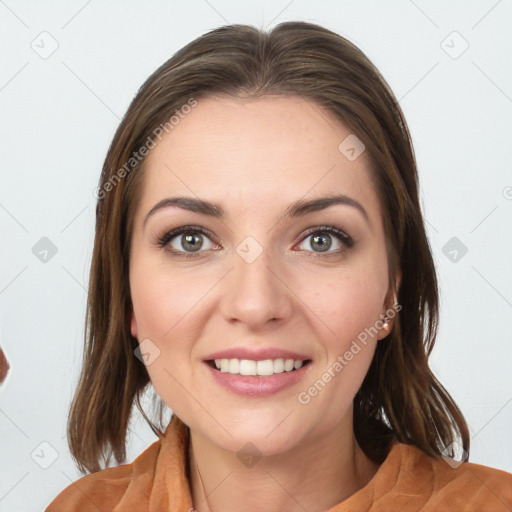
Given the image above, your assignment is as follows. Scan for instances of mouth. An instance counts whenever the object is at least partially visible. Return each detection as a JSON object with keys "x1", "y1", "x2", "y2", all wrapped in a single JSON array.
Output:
[
  {"x1": 203, "y1": 356, "x2": 313, "y2": 397},
  {"x1": 206, "y1": 358, "x2": 313, "y2": 376}
]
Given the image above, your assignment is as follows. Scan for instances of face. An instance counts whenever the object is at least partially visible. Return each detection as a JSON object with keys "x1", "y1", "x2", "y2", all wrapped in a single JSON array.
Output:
[{"x1": 129, "y1": 95, "x2": 399, "y2": 456}]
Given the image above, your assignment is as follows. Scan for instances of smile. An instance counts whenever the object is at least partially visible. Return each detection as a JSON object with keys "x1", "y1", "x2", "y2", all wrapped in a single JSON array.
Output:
[
  {"x1": 204, "y1": 358, "x2": 313, "y2": 397},
  {"x1": 209, "y1": 358, "x2": 311, "y2": 376}
]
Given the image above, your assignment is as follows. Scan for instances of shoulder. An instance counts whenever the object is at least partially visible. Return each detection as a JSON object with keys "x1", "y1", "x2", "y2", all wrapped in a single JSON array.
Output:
[
  {"x1": 429, "y1": 456, "x2": 512, "y2": 510},
  {"x1": 389, "y1": 442, "x2": 512, "y2": 511},
  {"x1": 44, "y1": 437, "x2": 163, "y2": 512}
]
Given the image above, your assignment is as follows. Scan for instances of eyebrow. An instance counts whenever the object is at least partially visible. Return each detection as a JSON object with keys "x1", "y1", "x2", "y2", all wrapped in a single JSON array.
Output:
[{"x1": 143, "y1": 194, "x2": 370, "y2": 229}]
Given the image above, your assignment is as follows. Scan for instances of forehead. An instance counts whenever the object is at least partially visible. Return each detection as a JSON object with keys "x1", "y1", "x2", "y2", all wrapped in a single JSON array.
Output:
[{"x1": 138, "y1": 95, "x2": 381, "y2": 224}]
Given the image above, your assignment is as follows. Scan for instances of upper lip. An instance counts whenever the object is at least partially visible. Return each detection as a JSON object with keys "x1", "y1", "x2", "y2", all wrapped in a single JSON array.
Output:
[{"x1": 203, "y1": 347, "x2": 312, "y2": 361}]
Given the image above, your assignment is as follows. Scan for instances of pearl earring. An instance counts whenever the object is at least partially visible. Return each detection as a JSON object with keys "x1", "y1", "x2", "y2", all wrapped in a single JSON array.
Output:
[{"x1": 383, "y1": 321, "x2": 389, "y2": 330}]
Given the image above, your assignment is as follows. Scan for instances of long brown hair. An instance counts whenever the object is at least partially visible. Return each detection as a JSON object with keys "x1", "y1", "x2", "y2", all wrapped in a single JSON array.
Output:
[{"x1": 68, "y1": 21, "x2": 469, "y2": 474}]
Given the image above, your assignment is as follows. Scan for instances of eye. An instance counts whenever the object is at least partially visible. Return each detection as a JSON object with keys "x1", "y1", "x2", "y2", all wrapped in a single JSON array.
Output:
[
  {"x1": 156, "y1": 226, "x2": 219, "y2": 258},
  {"x1": 296, "y1": 226, "x2": 354, "y2": 257},
  {"x1": 155, "y1": 224, "x2": 355, "y2": 259}
]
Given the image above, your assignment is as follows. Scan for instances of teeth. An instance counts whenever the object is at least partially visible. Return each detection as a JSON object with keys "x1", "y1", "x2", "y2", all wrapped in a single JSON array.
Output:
[{"x1": 213, "y1": 358, "x2": 306, "y2": 376}]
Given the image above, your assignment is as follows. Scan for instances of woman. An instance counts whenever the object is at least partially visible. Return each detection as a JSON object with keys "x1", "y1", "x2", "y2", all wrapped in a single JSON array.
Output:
[{"x1": 46, "y1": 21, "x2": 512, "y2": 511}]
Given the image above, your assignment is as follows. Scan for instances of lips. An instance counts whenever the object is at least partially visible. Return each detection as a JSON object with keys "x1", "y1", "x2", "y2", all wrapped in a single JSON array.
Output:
[
  {"x1": 204, "y1": 356, "x2": 312, "y2": 397},
  {"x1": 202, "y1": 347, "x2": 312, "y2": 362}
]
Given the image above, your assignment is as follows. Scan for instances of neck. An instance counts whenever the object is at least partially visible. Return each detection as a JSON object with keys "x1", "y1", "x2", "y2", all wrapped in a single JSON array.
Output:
[{"x1": 187, "y1": 412, "x2": 380, "y2": 512}]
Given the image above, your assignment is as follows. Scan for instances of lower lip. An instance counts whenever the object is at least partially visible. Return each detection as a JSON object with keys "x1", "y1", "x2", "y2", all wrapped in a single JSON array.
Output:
[{"x1": 204, "y1": 361, "x2": 312, "y2": 397}]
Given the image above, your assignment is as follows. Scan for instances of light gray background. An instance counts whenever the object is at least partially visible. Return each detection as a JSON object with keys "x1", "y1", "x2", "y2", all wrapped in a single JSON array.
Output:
[{"x1": 1, "y1": 1, "x2": 511, "y2": 510}]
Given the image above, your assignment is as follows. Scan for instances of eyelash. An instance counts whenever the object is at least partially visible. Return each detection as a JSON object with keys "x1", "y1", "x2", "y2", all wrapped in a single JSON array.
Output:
[{"x1": 155, "y1": 225, "x2": 355, "y2": 259}]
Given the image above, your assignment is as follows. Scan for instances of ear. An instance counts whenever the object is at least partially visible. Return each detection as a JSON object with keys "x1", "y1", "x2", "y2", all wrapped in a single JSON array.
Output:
[
  {"x1": 130, "y1": 310, "x2": 138, "y2": 339},
  {"x1": 378, "y1": 268, "x2": 402, "y2": 340},
  {"x1": 394, "y1": 268, "x2": 402, "y2": 300}
]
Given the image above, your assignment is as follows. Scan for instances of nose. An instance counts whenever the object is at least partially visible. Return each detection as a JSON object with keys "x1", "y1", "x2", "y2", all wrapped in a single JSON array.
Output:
[{"x1": 219, "y1": 243, "x2": 293, "y2": 330}]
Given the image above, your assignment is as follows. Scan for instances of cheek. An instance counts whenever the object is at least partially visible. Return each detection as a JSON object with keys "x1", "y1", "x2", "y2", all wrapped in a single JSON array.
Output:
[
  {"x1": 130, "y1": 260, "x2": 212, "y2": 340},
  {"x1": 293, "y1": 269, "x2": 385, "y2": 427},
  {"x1": 297, "y1": 265, "x2": 386, "y2": 350},
  {"x1": 129, "y1": 259, "x2": 211, "y2": 413}
]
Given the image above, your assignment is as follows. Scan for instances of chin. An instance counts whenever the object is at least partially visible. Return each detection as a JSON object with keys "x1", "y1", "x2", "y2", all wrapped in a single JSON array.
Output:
[{"x1": 194, "y1": 413, "x2": 304, "y2": 457}]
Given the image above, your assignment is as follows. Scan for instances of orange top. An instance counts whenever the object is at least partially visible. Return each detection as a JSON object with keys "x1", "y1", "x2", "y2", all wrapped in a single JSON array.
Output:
[{"x1": 46, "y1": 414, "x2": 512, "y2": 512}]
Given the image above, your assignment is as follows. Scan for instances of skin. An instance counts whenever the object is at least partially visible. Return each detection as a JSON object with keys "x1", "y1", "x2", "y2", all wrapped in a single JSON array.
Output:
[{"x1": 129, "y1": 95, "x2": 401, "y2": 512}]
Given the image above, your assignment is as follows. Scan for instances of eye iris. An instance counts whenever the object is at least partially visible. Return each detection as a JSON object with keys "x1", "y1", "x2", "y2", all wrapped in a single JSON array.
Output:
[
  {"x1": 182, "y1": 233, "x2": 203, "y2": 252},
  {"x1": 311, "y1": 233, "x2": 331, "y2": 252}
]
